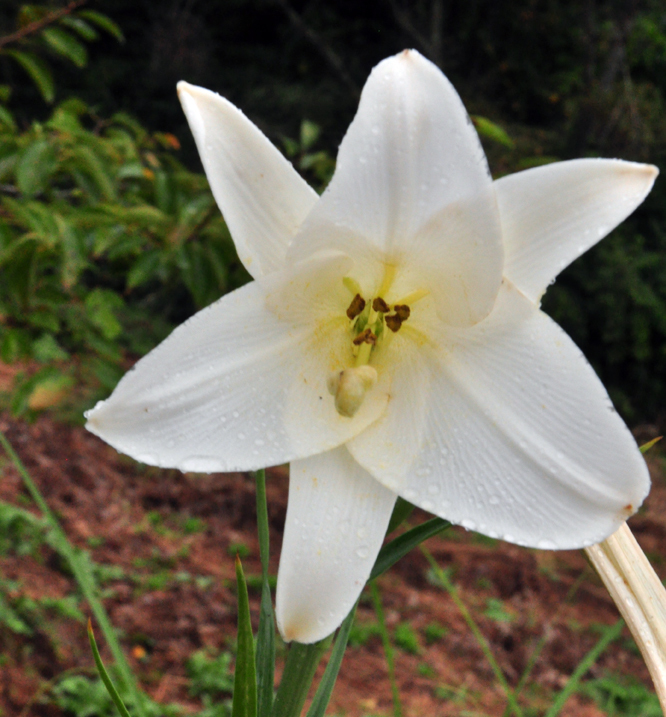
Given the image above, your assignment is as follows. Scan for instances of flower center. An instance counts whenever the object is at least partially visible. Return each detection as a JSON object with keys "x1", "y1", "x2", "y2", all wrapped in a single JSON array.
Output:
[{"x1": 327, "y1": 267, "x2": 428, "y2": 418}]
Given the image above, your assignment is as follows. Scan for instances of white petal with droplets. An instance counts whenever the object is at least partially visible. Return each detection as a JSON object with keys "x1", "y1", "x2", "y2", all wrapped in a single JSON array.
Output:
[
  {"x1": 178, "y1": 81, "x2": 318, "y2": 278},
  {"x1": 496, "y1": 159, "x2": 658, "y2": 303},
  {"x1": 86, "y1": 257, "x2": 389, "y2": 472},
  {"x1": 349, "y1": 281, "x2": 650, "y2": 548},
  {"x1": 287, "y1": 50, "x2": 503, "y2": 327},
  {"x1": 276, "y1": 446, "x2": 396, "y2": 643}
]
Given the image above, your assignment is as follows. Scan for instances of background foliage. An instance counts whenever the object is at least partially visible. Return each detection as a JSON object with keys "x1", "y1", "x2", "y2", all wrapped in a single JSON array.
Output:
[{"x1": 1, "y1": 0, "x2": 666, "y2": 422}]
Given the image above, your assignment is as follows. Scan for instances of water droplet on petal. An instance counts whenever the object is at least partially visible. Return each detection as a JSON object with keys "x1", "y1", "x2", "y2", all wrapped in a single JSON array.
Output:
[
  {"x1": 537, "y1": 539, "x2": 557, "y2": 550},
  {"x1": 356, "y1": 546, "x2": 369, "y2": 559}
]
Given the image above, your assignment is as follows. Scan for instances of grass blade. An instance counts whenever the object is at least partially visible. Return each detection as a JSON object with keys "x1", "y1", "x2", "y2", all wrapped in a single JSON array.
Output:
[
  {"x1": 370, "y1": 517, "x2": 451, "y2": 581},
  {"x1": 371, "y1": 582, "x2": 402, "y2": 717},
  {"x1": 306, "y1": 604, "x2": 357, "y2": 717},
  {"x1": 88, "y1": 620, "x2": 132, "y2": 717},
  {"x1": 544, "y1": 619, "x2": 624, "y2": 717},
  {"x1": 233, "y1": 555, "x2": 258, "y2": 717},
  {"x1": 0, "y1": 431, "x2": 145, "y2": 717},
  {"x1": 421, "y1": 545, "x2": 523, "y2": 717},
  {"x1": 254, "y1": 469, "x2": 275, "y2": 716}
]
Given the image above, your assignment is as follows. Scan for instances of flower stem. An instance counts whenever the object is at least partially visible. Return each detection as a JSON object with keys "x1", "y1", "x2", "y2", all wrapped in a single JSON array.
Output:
[
  {"x1": 585, "y1": 522, "x2": 666, "y2": 710},
  {"x1": 270, "y1": 639, "x2": 330, "y2": 717}
]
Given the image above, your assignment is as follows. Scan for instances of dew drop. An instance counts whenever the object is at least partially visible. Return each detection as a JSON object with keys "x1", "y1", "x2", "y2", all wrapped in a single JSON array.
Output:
[
  {"x1": 355, "y1": 546, "x2": 369, "y2": 559},
  {"x1": 537, "y1": 538, "x2": 557, "y2": 550}
]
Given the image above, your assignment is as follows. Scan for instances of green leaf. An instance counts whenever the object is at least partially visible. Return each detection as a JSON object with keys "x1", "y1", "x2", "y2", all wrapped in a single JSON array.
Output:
[
  {"x1": 32, "y1": 333, "x2": 69, "y2": 363},
  {"x1": 59, "y1": 16, "x2": 98, "y2": 41},
  {"x1": 127, "y1": 251, "x2": 162, "y2": 290},
  {"x1": 300, "y1": 120, "x2": 321, "y2": 151},
  {"x1": 4, "y1": 51, "x2": 55, "y2": 103},
  {"x1": 78, "y1": 10, "x2": 125, "y2": 42},
  {"x1": 386, "y1": 497, "x2": 415, "y2": 534},
  {"x1": 85, "y1": 289, "x2": 123, "y2": 341},
  {"x1": 41, "y1": 27, "x2": 87, "y2": 68},
  {"x1": 0, "y1": 105, "x2": 16, "y2": 132},
  {"x1": 471, "y1": 115, "x2": 515, "y2": 148},
  {"x1": 640, "y1": 436, "x2": 662, "y2": 454},
  {"x1": 232, "y1": 556, "x2": 257, "y2": 717},
  {"x1": 254, "y1": 470, "x2": 275, "y2": 717},
  {"x1": 306, "y1": 605, "x2": 357, "y2": 717},
  {"x1": 55, "y1": 214, "x2": 87, "y2": 288},
  {"x1": 370, "y1": 517, "x2": 451, "y2": 581},
  {"x1": 71, "y1": 145, "x2": 116, "y2": 201},
  {"x1": 16, "y1": 139, "x2": 56, "y2": 197},
  {"x1": 88, "y1": 621, "x2": 133, "y2": 717},
  {"x1": 271, "y1": 640, "x2": 330, "y2": 717}
]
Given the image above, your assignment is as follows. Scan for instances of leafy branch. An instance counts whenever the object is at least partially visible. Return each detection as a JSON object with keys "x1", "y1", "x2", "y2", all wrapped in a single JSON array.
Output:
[{"x1": 0, "y1": 0, "x2": 87, "y2": 49}]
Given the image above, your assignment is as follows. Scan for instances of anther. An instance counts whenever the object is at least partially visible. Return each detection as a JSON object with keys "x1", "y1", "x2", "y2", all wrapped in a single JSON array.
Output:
[
  {"x1": 385, "y1": 314, "x2": 402, "y2": 332},
  {"x1": 352, "y1": 328, "x2": 376, "y2": 345},
  {"x1": 393, "y1": 304, "x2": 410, "y2": 321},
  {"x1": 346, "y1": 294, "x2": 366, "y2": 320},
  {"x1": 372, "y1": 297, "x2": 390, "y2": 313}
]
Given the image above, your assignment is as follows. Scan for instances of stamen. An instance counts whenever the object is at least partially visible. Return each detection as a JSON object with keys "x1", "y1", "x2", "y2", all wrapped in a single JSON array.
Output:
[
  {"x1": 372, "y1": 297, "x2": 390, "y2": 313},
  {"x1": 378, "y1": 264, "x2": 397, "y2": 297},
  {"x1": 343, "y1": 276, "x2": 362, "y2": 296},
  {"x1": 393, "y1": 304, "x2": 410, "y2": 321},
  {"x1": 346, "y1": 294, "x2": 366, "y2": 320},
  {"x1": 385, "y1": 304, "x2": 411, "y2": 333},
  {"x1": 385, "y1": 314, "x2": 403, "y2": 332},
  {"x1": 393, "y1": 289, "x2": 429, "y2": 306},
  {"x1": 353, "y1": 328, "x2": 377, "y2": 345}
]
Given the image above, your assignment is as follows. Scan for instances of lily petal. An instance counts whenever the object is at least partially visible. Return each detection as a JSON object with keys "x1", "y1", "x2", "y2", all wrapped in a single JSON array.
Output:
[
  {"x1": 288, "y1": 49, "x2": 503, "y2": 327},
  {"x1": 349, "y1": 281, "x2": 650, "y2": 549},
  {"x1": 276, "y1": 446, "x2": 396, "y2": 644},
  {"x1": 178, "y1": 81, "x2": 318, "y2": 278},
  {"x1": 496, "y1": 159, "x2": 659, "y2": 303},
  {"x1": 86, "y1": 258, "x2": 389, "y2": 473}
]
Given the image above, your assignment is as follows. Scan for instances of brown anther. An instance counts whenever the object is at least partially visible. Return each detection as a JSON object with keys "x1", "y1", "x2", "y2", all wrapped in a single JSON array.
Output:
[
  {"x1": 393, "y1": 304, "x2": 411, "y2": 321},
  {"x1": 352, "y1": 328, "x2": 377, "y2": 345},
  {"x1": 372, "y1": 297, "x2": 390, "y2": 313},
  {"x1": 346, "y1": 294, "x2": 366, "y2": 320},
  {"x1": 385, "y1": 314, "x2": 403, "y2": 332}
]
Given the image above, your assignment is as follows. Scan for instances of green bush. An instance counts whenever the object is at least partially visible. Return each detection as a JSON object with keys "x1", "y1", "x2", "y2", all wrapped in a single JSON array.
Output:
[{"x1": 0, "y1": 96, "x2": 249, "y2": 417}]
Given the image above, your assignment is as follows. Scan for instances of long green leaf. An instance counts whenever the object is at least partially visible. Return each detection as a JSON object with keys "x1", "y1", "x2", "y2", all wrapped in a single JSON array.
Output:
[
  {"x1": 306, "y1": 605, "x2": 357, "y2": 717},
  {"x1": 254, "y1": 470, "x2": 275, "y2": 717},
  {"x1": 41, "y1": 27, "x2": 87, "y2": 68},
  {"x1": 88, "y1": 621, "x2": 132, "y2": 717},
  {"x1": 233, "y1": 556, "x2": 257, "y2": 717},
  {"x1": 370, "y1": 517, "x2": 451, "y2": 581},
  {"x1": 3, "y1": 50, "x2": 54, "y2": 103}
]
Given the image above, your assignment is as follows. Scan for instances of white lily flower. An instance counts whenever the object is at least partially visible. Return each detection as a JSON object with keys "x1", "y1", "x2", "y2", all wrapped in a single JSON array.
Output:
[{"x1": 85, "y1": 50, "x2": 658, "y2": 644}]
